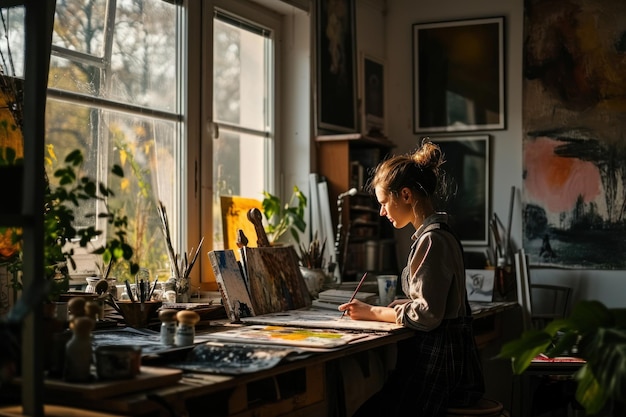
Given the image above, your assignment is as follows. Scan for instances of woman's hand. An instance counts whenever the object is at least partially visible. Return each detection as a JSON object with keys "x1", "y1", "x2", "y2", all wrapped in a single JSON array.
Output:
[{"x1": 338, "y1": 299, "x2": 397, "y2": 323}]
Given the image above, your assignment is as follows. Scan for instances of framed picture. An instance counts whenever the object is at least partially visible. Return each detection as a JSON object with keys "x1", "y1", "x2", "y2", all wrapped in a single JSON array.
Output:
[
  {"x1": 316, "y1": 0, "x2": 357, "y2": 133},
  {"x1": 434, "y1": 135, "x2": 490, "y2": 245},
  {"x1": 465, "y1": 269, "x2": 495, "y2": 302},
  {"x1": 412, "y1": 17, "x2": 505, "y2": 133},
  {"x1": 358, "y1": 53, "x2": 385, "y2": 137}
]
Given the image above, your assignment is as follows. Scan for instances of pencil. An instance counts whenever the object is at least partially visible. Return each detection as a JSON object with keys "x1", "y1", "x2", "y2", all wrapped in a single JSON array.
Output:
[{"x1": 340, "y1": 272, "x2": 368, "y2": 318}]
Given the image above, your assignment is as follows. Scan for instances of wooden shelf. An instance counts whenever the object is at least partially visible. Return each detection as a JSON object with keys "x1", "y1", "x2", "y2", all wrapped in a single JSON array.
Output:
[{"x1": 315, "y1": 134, "x2": 397, "y2": 280}]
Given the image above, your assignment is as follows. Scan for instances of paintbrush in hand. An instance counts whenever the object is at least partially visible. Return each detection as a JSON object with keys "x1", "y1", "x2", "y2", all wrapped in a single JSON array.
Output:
[{"x1": 340, "y1": 272, "x2": 368, "y2": 319}]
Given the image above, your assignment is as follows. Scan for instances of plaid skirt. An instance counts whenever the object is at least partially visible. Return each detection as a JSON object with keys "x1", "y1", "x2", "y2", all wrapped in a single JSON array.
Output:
[{"x1": 354, "y1": 315, "x2": 485, "y2": 417}]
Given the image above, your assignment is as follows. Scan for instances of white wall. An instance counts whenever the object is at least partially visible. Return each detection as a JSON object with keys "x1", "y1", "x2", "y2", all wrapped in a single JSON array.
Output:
[{"x1": 383, "y1": 0, "x2": 626, "y2": 308}]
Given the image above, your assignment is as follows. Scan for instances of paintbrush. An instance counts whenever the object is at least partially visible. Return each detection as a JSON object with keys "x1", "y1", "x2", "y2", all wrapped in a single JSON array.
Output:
[
  {"x1": 125, "y1": 279, "x2": 136, "y2": 303},
  {"x1": 340, "y1": 272, "x2": 368, "y2": 319}
]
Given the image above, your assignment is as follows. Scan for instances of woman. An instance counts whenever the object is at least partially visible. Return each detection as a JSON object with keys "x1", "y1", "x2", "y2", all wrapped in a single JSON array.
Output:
[{"x1": 339, "y1": 139, "x2": 485, "y2": 416}]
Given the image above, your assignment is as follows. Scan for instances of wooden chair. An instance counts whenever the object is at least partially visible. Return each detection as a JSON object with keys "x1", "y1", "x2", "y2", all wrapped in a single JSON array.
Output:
[
  {"x1": 514, "y1": 248, "x2": 572, "y2": 330},
  {"x1": 530, "y1": 284, "x2": 571, "y2": 329}
]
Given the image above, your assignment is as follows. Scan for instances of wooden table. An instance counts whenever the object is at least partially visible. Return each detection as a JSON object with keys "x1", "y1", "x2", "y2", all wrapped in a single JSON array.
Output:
[
  {"x1": 1, "y1": 303, "x2": 518, "y2": 417},
  {"x1": 3, "y1": 324, "x2": 412, "y2": 417}
]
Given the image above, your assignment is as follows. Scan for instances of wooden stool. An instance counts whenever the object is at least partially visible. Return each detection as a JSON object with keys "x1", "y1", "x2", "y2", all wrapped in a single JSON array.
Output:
[{"x1": 446, "y1": 397, "x2": 507, "y2": 417}]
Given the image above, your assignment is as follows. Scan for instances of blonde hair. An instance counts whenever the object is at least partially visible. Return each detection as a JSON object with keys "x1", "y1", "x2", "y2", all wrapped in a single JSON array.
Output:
[{"x1": 367, "y1": 138, "x2": 448, "y2": 201}]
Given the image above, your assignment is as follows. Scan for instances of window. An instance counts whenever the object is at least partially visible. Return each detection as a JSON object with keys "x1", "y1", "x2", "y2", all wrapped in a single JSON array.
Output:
[
  {"x1": 45, "y1": 0, "x2": 183, "y2": 282},
  {"x1": 210, "y1": 4, "x2": 278, "y2": 250}
]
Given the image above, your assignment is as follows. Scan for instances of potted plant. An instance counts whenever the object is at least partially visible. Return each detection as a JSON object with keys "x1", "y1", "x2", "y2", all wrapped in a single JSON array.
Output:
[
  {"x1": 261, "y1": 185, "x2": 307, "y2": 245},
  {"x1": 498, "y1": 300, "x2": 626, "y2": 416},
  {"x1": 4, "y1": 148, "x2": 138, "y2": 307}
]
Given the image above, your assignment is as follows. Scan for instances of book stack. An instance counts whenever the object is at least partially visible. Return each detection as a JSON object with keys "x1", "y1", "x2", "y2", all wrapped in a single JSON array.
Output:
[{"x1": 311, "y1": 289, "x2": 378, "y2": 310}]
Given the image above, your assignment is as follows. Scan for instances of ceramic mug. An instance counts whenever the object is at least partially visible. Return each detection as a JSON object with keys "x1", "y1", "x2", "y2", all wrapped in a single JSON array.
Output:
[{"x1": 377, "y1": 275, "x2": 398, "y2": 306}]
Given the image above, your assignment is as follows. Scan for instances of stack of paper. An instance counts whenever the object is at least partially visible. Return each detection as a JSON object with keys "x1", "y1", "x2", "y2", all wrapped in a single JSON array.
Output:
[{"x1": 312, "y1": 289, "x2": 377, "y2": 310}]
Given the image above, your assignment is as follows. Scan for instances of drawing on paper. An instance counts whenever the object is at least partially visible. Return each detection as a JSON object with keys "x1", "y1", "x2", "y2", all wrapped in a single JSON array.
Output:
[
  {"x1": 206, "y1": 324, "x2": 368, "y2": 348},
  {"x1": 465, "y1": 269, "x2": 494, "y2": 302},
  {"x1": 241, "y1": 308, "x2": 403, "y2": 332}
]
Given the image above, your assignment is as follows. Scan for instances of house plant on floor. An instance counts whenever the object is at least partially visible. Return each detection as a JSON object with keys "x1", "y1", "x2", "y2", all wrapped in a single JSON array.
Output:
[{"x1": 498, "y1": 300, "x2": 626, "y2": 416}]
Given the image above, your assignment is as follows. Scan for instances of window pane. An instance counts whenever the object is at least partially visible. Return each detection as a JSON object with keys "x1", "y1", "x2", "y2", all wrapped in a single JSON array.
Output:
[
  {"x1": 53, "y1": 0, "x2": 108, "y2": 56},
  {"x1": 45, "y1": 100, "x2": 177, "y2": 281},
  {"x1": 213, "y1": 129, "x2": 268, "y2": 248},
  {"x1": 0, "y1": 7, "x2": 25, "y2": 77},
  {"x1": 213, "y1": 18, "x2": 268, "y2": 131},
  {"x1": 49, "y1": 56, "x2": 100, "y2": 95},
  {"x1": 45, "y1": 0, "x2": 183, "y2": 283},
  {"x1": 109, "y1": 0, "x2": 178, "y2": 111},
  {"x1": 51, "y1": 0, "x2": 178, "y2": 112}
]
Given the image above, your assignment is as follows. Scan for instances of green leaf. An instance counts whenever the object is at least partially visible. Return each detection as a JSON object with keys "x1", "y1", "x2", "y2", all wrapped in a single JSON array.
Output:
[
  {"x1": 568, "y1": 300, "x2": 614, "y2": 332},
  {"x1": 498, "y1": 330, "x2": 553, "y2": 374},
  {"x1": 544, "y1": 329, "x2": 579, "y2": 357},
  {"x1": 111, "y1": 164, "x2": 124, "y2": 177},
  {"x1": 579, "y1": 327, "x2": 626, "y2": 405},
  {"x1": 576, "y1": 365, "x2": 609, "y2": 414},
  {"x1": 65, "y1": 149, "x2": 83, "y2": 165},
  {"x1": 5, "y1": 146, "x2": 16, "y2": 163}
]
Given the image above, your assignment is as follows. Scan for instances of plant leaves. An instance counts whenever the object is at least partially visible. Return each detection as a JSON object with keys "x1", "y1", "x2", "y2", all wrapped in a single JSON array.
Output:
[
  {"x1": 575, "y1": 365, "x2": 609, "y2": 415},
  {"x1": 568, "y1": 300, "x2": 614, "y2": 332},
  {"x1": 579, "y1": 327, "x2": 626, "y2": 406},
  {"x1": 498, "y1": 329, "x2": 552, "y2": 374}
]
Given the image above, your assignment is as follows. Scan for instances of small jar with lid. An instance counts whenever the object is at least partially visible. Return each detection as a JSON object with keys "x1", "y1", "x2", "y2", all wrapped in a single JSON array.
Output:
[
  {"x1": 175, "y1": 310, "x2": 200, "y2": 347},
  {"x1": 159, "y1": 309, "x2": 178, "y2": 346}
]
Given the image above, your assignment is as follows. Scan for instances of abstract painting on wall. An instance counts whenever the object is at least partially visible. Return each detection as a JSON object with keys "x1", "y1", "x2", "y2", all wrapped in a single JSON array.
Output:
[{"x1": 522, "y1": 0, "x2": 626, "y2": 269}]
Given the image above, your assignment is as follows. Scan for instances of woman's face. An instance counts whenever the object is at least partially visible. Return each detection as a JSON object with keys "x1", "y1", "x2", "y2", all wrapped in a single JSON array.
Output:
[{"x1": 375, "y1": 186, "x2": 413, "y2": 229}]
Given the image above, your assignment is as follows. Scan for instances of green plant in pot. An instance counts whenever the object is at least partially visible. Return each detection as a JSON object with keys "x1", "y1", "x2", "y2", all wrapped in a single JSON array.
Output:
[
  {"x1": 261, "y1": 185, "x2": 307, "y2": 245},
  {"x1": 498, "y1": 300, "x2": 626, "y2": 416},
  {"x1": 6, "y1": 149, "x2": 138, "y2": 305}
]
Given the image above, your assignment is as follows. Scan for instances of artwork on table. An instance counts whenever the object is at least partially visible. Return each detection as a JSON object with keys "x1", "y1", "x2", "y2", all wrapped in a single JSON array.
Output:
[
  {"x1": 317, "y1": 0, "x2": 357, "y2": 133},
  {"x1": 205, "y1": 325, "x2": 369, "y2": 349},
  {"x1": 412, "y1": 17, "x2": 505, "y2": 133},
  {"x1": 244, "y1": 246, "x2": 312, "y2": 315},
  {"x1": 522, "y1": 0, "x2": 626, "y2": 269},
  {"x1": 241, "y1": 308, "x2": 403, "y2": 332},
  {"x1": 208, "y1": 250, "x2": 255, "y2": 322},
  {"x1": 172, "y1": 343, "x2": 298, "y2": 375},
  {"x1": 359, "y1": 53, "x2": 386, "y2": 137},
  {"x1": 465, "y1": 269, "x2": 495, "y2": 302},
  {"x1": 434, "y1": 135, "x2": 490, "y2": 245}
]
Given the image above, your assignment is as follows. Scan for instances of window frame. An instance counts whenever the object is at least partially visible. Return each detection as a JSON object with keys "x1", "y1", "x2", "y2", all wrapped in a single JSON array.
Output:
[
  {"x1": 45, "y1": 0, "x2": 186, "y2": 283},
  {"x1": 197, "y1": 0, "x2": 282, "y2": 286}
]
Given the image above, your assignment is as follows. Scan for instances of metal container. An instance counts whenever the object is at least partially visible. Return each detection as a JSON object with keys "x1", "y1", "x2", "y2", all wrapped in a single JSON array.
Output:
[{"x1": 95, "y1": 345, "x2": 142, "y2": 380}]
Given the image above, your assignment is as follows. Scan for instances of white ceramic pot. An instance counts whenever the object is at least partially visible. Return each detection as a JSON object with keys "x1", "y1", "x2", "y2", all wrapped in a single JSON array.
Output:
[{"x1": 299, "y1": 267, "x2": 325, "y2": 298}]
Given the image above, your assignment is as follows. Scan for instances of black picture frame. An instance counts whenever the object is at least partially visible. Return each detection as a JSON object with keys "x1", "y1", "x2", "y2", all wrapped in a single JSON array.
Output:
[
  {"x1": 359, "y1": 53, "x2": 386, "y2": 137},
  {"x1": 317, "y1": 0, "x2": 357, "y2": 133},
  {"x1": 413, "y1": 17, "x2": 505, "y2": 133},
  {"x1": 434, "y1": 135, "x2": 490, "y2": 245}
]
